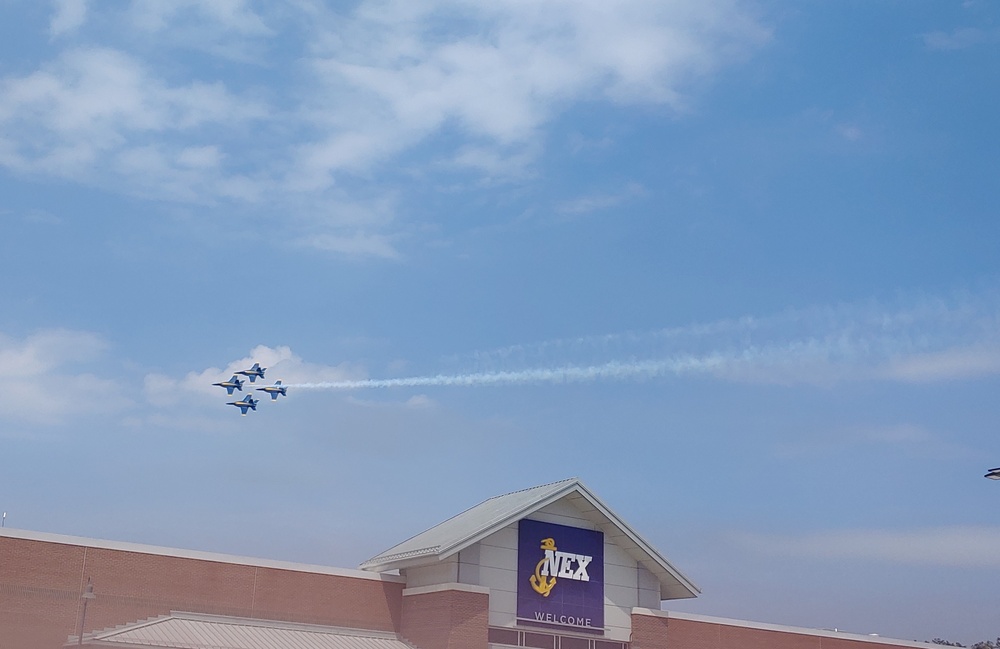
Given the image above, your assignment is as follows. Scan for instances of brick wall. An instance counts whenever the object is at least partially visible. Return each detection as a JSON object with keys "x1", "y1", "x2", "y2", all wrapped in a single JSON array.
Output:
[
  {"x1": 400, "y1": 586, "x2": 489, "y2": 649},
  {"x1": 0, "y1": 535, "x2": 403, "y2": 649},
  {"x1": 661, "y1": 616, "x2": 926, "y2": 649},
  {"x1": 631, "y1": 610, "x2": 670, "y2": 649}
]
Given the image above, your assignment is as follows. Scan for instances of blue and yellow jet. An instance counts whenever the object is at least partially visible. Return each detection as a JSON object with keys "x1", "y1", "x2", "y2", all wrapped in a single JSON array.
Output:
[
  {"x1": 256, "y1": 380, "x2": 287, "y2": 401},
  {"x1": 212, "y1": 375, "x2": 245, "y2": 395},
  {"x1": 227, "y1": 394, "x2": 258, "y2": 416},
  {"x1": 236, "y1": 362, "x2": 266, "y2": 383}
]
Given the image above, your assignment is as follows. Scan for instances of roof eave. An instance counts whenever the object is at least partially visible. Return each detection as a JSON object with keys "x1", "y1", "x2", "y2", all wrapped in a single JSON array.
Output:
[
  {"x1": 435, "y1": 481, "x2": 582, "y2": 560},
  {"x1": 563, "y1": 482, "x2": 701, "y2": 599},
  {"x1": 360, "y1": 478, "x2": 700, "y2": 601}
]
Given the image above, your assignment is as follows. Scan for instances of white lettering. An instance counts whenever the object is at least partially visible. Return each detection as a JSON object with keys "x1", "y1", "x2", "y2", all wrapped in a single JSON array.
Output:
[
  {"x1": 540, "y1": 549, "x2": 560, "y2": 577},
  {"x1": 528, "y1": 612, "x2": 594, "y2": 628},
  {"x1": 556, "y1": 551, "x2": 576, "y2": 578},
  {"x1": 539, "y1": 547, "x2": 594, "y2": 582},
  {"x1": 573, "y1": 554, "x2": 592, "y2": 581}
]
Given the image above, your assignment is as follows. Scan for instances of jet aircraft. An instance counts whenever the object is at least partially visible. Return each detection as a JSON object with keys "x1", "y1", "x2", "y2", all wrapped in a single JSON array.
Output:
[
  {"x1": 227, "y1": 394, "x2": 258, "y2": 416},
  {"x1": 212, "y1": 375, "x2": 245, "y2": 395},
  {"x1": 255, "y1": 380, "x2": 287, "y2": 400},
  {"x1": 236, "y1": 362, "x2": 266, "y2": 383}
]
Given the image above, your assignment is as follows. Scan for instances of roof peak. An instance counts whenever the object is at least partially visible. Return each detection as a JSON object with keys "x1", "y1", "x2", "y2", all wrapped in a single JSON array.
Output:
[
  {"x1": 359, "y1": 478, "x2": 583, "y2": 570},
  {"x1": 358, "y1": 478, "x2": 699, "y2": 601}
]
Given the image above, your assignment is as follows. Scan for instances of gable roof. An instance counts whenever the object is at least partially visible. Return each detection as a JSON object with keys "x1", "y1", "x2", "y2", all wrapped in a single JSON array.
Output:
[
  {"x1": 72, "y1": 611, "x2": 417, "y2": 649},
  {"x1": 359, "y1": 478, "x2": 700, "y2": 600}
]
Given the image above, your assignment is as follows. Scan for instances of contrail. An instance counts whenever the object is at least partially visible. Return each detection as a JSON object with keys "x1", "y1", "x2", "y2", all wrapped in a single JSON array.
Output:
[
  {"x1": 285, "y1": 355, "x2": 728, "y2": 390},
  {"x1": 282, "y1": 287, "x2": 1000, "y2": 391}
]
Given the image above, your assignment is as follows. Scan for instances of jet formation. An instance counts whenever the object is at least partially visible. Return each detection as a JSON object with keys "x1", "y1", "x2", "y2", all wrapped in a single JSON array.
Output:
[{"x1": 213, "y1": 363, "x2": 287, "y2": 415}]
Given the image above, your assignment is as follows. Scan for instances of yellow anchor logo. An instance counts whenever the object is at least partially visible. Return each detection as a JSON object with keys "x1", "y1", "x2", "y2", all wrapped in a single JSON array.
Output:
[{"x1": 529, "y1": 538, "x2": 558, "y2": 597}]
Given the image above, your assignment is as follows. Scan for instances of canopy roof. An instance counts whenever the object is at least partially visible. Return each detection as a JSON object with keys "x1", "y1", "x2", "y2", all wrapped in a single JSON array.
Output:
[{"x1": 73, "y1": 612, "x2": 416, "y2": 649}]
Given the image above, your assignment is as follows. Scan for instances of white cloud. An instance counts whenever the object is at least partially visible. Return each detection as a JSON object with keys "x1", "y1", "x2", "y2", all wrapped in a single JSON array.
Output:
[
  {"x1": 296, "y1": 232, "x2": 401, "y2": 260},
  {"x1": 343, "y1": 393, "x2": 438, "y2": 409},
  {"x1": 295, "y1": 0, "x2": 770, "y2": 184},
  {"x1": 0, "y1": 329, "x2": 105, "y2": 376},
  {"x1": 448, "y1": 144, "x2": 539, "y2": 182},
  {"x1": 923, "y1": 27, "x2": 991, "y2": 51},
  {"x1": 556, "y1": 182, "x2": 645, "y2": 216},
  {"x1": 0, "y1": 329, "x2": 130, "y2": 425},
  {"x1": 176, "y1": 145, "x2": 223, "y2": 169},
  {"x1": 50, "y1": 0, "x2": 87, "y2": 37},
  {"x1": 740, "y1": 526, "x2": 1000, "y2": 568},
  {"x1": 836, "y1": 123, "x2": 863, "y2": 142},
  {"x1": 773, "y1": 423, "x2": 971, "y2": 461},
  {"x1": 878, "y1": 347, "x2": 1000, "y2": 383},
  {"x1": 1, "y1": 0, "x2": 770, "y2": 258},
  {"x1": 126, "y1": 0, "x2": 271, "y2": 36},
  {"x1": 0, "y1": 47, "x2": 267, "y2": 188}
]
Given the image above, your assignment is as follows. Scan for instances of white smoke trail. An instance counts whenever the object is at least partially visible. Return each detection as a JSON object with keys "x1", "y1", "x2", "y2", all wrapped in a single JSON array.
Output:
[
  {"x1": 284, "y1": 286, "x2": 1000, "y2": 391},
  {"x1": 285, "y1": 354, "x2": 728, "y2": 390}
]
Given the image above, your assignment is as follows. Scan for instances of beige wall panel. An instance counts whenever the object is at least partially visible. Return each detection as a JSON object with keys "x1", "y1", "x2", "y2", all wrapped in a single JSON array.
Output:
[
  {"x1": 403, "y1": 556, "x2": 458, "y2": 588},
  {"x1": 481, "y1": 524, "x2": 518, "y2": 550},
  {"x1": 487, "y1": 588, "x2": 518, "y2": 627},
  {"x1": 478, "y1": 542, "x2": 517, "y2": 570}
]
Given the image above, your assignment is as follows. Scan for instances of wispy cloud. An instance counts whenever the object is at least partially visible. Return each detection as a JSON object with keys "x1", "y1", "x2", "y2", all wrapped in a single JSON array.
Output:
[
  {"x1": 0, "y1": 46, "x2": 268, "y2": 192},
  {"x1": 922, "y1": 27, "x2": 994, "y2": 51},
  {"x1": 740, "y1": 526, "x2": 1000, "y2": 568},
  {"x1": 774, "y1": 423, "x2": 971, "y2": 460},
  {"x1": 50, "y1": 0, "x2": 88, "y2": 37},
  {"x1": 0, "y1": 329, "x2": 129, "y2": 425},
  {"x1": 3, "y1": 0, "x2": 770, "y2": 258},
  {"x1": 555, "y1": 182, "x2": 645, "y2": 216},
  {"x1": 125, "y1": 0, "x2": 271, "y2": 36},
  {"x1": 294, "y1": 232, "x2": 401, "y2": 260},
  {"x1": 878, "y1": 347, "x2": 1000, "y2": 382},
  {"x1": 836, "y1": 123, "x2": 863, "y2": 142},
  {"x1": 296, "y1": 0, "x2": 770, "y2": 184}
]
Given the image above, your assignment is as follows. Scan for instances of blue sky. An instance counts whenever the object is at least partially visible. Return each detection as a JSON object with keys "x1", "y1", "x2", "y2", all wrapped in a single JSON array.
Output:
[{"x1": 2, "y1": 0, "x2": 1000, "y2": 644}]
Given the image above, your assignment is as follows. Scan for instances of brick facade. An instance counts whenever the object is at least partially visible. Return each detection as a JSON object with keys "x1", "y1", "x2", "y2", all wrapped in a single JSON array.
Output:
[
  {"x1": 0, "y1": 530, "x2": 937, "y2": 649},
  {"x1": 631, "y1": 609, "x2": 671, "y2": 649},
  {"x1": 399, "y1": 586, "x2": 489, "y2": 649},
  {"x1": 0, "y1": 533, "x2": 402, "y2": 649},
  {"x1": 659, "y1": 614, "x2": 927, "y2": 649}
]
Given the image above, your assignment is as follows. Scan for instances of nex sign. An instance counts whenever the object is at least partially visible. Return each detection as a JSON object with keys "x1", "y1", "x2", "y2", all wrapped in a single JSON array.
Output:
[
  {"x1": 529, "y1": 536, "x2": 596, "y2": 598},
  {"x1": 518, "y1": 519, "x2": 605, "y2": 633},
  {"x1": 539, "y1": 546, "x2": 593, "y2": 582}
]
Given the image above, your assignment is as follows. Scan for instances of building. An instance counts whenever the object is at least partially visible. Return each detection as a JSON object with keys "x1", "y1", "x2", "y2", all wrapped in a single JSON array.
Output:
[{"x1": 0, "y1": 478, "x2": 931, "y2": 649}]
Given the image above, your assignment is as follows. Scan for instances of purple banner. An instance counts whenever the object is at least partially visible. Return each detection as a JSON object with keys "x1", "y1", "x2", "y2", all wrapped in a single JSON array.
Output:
[{"x1": 516, "y1": 519, "x2": 604, "y2": 633}]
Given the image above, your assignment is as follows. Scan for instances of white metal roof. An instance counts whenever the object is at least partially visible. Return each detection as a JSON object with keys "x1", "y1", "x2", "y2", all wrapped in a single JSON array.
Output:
[
  {"x1": 359, "y1": 478, "x2": 700, "y2": 600},
  {"x1": 73, "y1": 612, "x2": 417, "y2": 649}
]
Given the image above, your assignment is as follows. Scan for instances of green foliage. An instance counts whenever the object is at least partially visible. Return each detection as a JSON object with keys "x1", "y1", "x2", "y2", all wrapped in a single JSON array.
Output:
[
  {"x1": 970, "y1": 640, "x2": 999, "y2": 649},
  {"x1": 930, "y1": 638, "x2": 1000, "y2": 648}
]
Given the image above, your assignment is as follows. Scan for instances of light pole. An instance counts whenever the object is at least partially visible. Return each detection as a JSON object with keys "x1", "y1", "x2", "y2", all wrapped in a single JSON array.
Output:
[
  {"x1": 985, "y1": 467, "x2": 1000, "y2": 480},
  {"x1": 77, "y1": 577, "x2": 95, "y2": 646}
]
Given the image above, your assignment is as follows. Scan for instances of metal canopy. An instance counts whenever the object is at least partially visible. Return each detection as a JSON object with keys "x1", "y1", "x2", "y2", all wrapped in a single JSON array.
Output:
[{"x1": 71, "y1": 612, "x2": 417, "y2": 649}]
